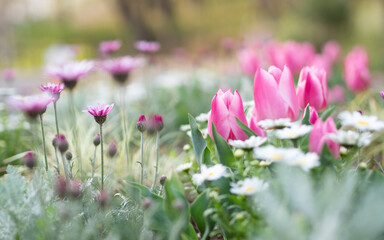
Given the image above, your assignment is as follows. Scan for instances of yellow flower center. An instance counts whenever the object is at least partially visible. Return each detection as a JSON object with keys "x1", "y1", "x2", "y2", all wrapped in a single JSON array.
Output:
[
  {"x1": 357, "y1": 120, "x2": 369, "y2": 126},
  {"x1": 297, "y1": 159, "x2": 306, "y2": 166},
  {"x1": 271, "y1": 153, "x2": 283, "y2": 161},
  {"x1": 208, "y1": 172, "x2": 214, "y2": 176},
  {"x1": 244, "y1": 187, "x2": 255, "y2": 193},
  {"x1": 288, "y1": 131, "x2": 298, "y2": 138}
]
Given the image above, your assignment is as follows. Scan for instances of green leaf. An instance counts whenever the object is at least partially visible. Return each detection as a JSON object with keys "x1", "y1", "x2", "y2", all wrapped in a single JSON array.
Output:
[
  {"x1": 123, "y1": 181, "x2": 163, "y2": 203},
  {"x1": 320, "y1": 105, "x2": 336, "y2": 121},
  {"x1": 235, "y1": 117, "x2": 258, "y2": 137},
  {"x1": 211, "y1": 122, "x2": 236, "y2": 168},
  {"x1": 202, "y1": 147, "x2": 213, "y2": 166},
  {"x1": 301, "y1": 104, "x2": 311, "y2": 125},
  {"x1": 189, "y1": 114, "x2": 207, "y2": 170},
  {"x1": 191, "y1": 190, "x2": 213, "y2": 234},
  {"x1": 299, "y1": 133, "x2": 310, "y2": 152},
  {"x1": 320, "y1": 144, "x2": 338, "y2": 168}
]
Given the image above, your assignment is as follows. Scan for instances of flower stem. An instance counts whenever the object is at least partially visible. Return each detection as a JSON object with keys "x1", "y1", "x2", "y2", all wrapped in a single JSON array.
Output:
[
  {"x1": 54, "y1": 147, "x2": 60, "y2": 175},
  {"x1": 140, "y1": 132, "x2": 144, "y2": 184},
  {"x1": 92, "y1": 145, "x2": 97, "y2": 179},
  {"x1": 120, "y1": 88, "x2": 130, "y2": 168},
  {"x1": 39, "y1": 114, "x2": 48, "y2": 172},
  {"x1": 69, "y1": 91, "x2": 82, "y2": 176},
  {"x1": 61, "y1": 153, "x2": 69, "y2": 182},
  {"x1": 151, "y1": 131, "x2": 160, "y2": 191},
  {"x1": 53, "y1": 102, "x2": 60, "y2": 136},
  {"x1": 100, "y1": 124, "x2": 104, "y2": 189}
]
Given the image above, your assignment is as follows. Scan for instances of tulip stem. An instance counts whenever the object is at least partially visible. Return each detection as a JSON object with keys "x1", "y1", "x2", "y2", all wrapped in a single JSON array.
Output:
[
  {"x1": 92, "y1": 145, "x2": 97, "y2": 179},
  {"x1": 140, "y1": 132, "x2": 144, "y2": 184},
  {"x1": 53, "y1": 102, "x2": 60, "y2": 136},
  {"x1": 100, "y1": 124, "x2": 104, "y2": 189},
  {"x1": 39, "y1": 114, "x2": 48, "y2": 172},
  {"x1": 151, "y1": 131, "x2": 160, "y2": 191}
]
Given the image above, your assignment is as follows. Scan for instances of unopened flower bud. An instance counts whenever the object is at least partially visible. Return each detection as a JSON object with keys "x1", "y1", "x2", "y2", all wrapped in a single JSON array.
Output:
[
  {"x1": 147, "y1": 114, "x2": 164, "y2": 134},
  {"x1": 65, "y1": 152, "x2": 73, "y2": 161},
  {"x1": 55, "y1": 176, "x2": 67, "y2": 198},
  {"x1": 136, "y1": 115, "x2": 147, "y2": 132},
  {"x1": 183, "y1": 144, "x2": 191, "y2": 151},
  {"x1": 97, "y1": 190, "x2": 108, "y2": 207},
  {"x1": 52, "y1": 135, "x2": 59, "y2": 148},
  {"x1": 234, "y1": 149, "x2": 245, "y2": 158},
  {"x1": 159, "y1": 176, "x2": 167, "y2": 185},
  {"x1": 23, "y1": 151, "x2": 36, "y2": 169},
  {"x1": 93, "y1": 134, "x2": 100, "y2": 146},
  {"x1": 154, "y1": 115, "x2": 164, "y2": 132},
  {"x1": 359, "y1": 162, "x2": 368, "y2": 169},
  {"x1": 58, "y1": 135, "x2": 69, "y2": 153},
  {"x1": 142, "y1": 198, "x2": 152, "y2": 210},
  {"x1": 69, "y1": 180, "x2": 82, "y2": 198},
  {"x1": 107, "y1": 142, "x2": 117, "y2": 158}
]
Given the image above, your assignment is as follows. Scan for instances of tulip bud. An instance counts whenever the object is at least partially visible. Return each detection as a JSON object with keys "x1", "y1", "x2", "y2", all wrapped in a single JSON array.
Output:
[
  {"x1": 159, "y1": 176, "x2": 167, "y2": 185},
  {"x1": 23, "y1": 151, "x2": 36, "y2": 169},
  {"x1": 136, "y1": 115, "x2": 147, "y2": 132},
  {"x1": 93, "y1": 134, "x2": 100, "y2": 146},
  {"x1": 107, "y1": 142, "x2": 117, "y2": 158},
  {"x1": 65, "y1": 152, "x2": 73, "y2": 161},
  {"x1": 58, "y1": 135, "x2": 69, "y2": 153}
]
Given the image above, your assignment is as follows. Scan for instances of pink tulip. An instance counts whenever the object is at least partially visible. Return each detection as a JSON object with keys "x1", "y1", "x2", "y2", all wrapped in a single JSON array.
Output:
[
  {"x1": 253, "y1": 65, "x2": 299, "y2": 122},
  {"x1": 309, "y1": 117, "x2": 339, "y2": 158},
  {"x1": 266, "y1": 41, "x2": 315, "y2": 74},
  {"x1": 302, "y1": 106, "x2": 319, "y2": 125},
  {"x1": 311, "y1": 54, "x2": 332, "y2": 76},
  {"x1": 297, "y1": 66, "x2": 328, "y2": 111},
  {"x1": 328, "y1": 85, "x2": 345, "y2": 104},
  {"x1": 322, "y1": 41, "x2": 340, "y2": 63},
  {"x1": 248, "y1": 107, "x2": 266, "y2": 137},
  {"x1": 343, "y1": 47, "x2": 371, "y2": 93},
  {"x1": 208, "y1": 89, "x2": 248, "y2": 142},
  {"x1": 237, "y1": 49, "x2": 259, "y2": 76}
]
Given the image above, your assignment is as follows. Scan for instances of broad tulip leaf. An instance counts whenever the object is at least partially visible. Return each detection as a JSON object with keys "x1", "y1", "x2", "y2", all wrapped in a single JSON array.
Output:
[
  {"x1": 203, "y1": 147, "x2": 213, "y2": 166},
  {"x1": 320, "y1": 105, "x2": 336, "y2": 121},
  {"x1": 191, "y1": 190, "x2": 213, "y2": 234},
  {"x1": 211, "y1": 122, "x2": 236, "y2": 168},
  {"x1": 302, "y1": 104, "x2": 311, "y2": 125},
  {"x1": 235, "y1": 117, "x2": 258, "y2": 137},
  {"x1": 188, "y1": 114, "x2": 207, "y2": 170},
  {"x1": 320, "y1": 144, "x2": 338, "y2": 168}
]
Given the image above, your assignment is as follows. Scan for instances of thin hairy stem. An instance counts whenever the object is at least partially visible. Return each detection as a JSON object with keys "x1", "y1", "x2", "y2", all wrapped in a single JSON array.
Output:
[{"x1": 39, "y1": 114, "x2": 48, "y2": 171}]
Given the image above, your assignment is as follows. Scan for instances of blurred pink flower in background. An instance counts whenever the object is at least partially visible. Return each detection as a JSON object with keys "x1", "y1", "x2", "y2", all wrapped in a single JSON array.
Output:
[
  {"x1": 99, "y1": 40, "x2": 122, "y2": 57},
  {"x1": 46, "y1": 60, "x2": 94, "y2": 90},
  {"x1": 208, "y1": 89, "x2": 248, "y2": 142},
  {"x1": 328, "y1": 85, "x2": 345, "y2": 104},
  {"x1": 3, "y1": 68, "x2": 15, "y2": 82},
  {"x1": 266, "y1": 41, "x2": 315, "y2": 74},
  {"x1": 309, "y1": 117, "x2": 339, "y2": 158},
  {"x1": 40, "y1": 83, "x2": 65, "y2": 103},
  {"x1": 147, "y1": 114, "x2": 164, "y2": 134},
  {"x1": 301, "y1": 106, "x2": 319, "y2": 125},
  {"x1": 135, "y1": 41, "x2": 160, "y2": 53},
  {"x1": 297, "y1": 66, "x2": 328, "y2": 111},
  {"x1": 322, "y1": 40, "x2": 340, "y2": 63},
  {"x1": 7, "y1": 95, "x2": 52, "y2": 119},
  {"x1": 343, "y1": 46, "x2": 371, "y2": 93},
  {"x1": 221, "y1": 37, "x2": 236, "y2": 53},
  {"x1": 102, "y1": 56, "x2": 144, "y2": 84},
  {"x1": 237, "y1": 49, "x2": 260, "y2": 76},
  {"x1": 253, "y1": 65, "x2": 299, "y2": 121},
  {"x1": 311, "y1": 54, "x2": 332, "y2": 76}
]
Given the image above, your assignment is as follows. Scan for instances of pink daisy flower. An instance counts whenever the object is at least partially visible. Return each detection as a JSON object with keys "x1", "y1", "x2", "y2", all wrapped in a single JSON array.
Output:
[
  {"x1": 40, "y1": 83, "x2": 65, "y2": 103},
  {"x1": 7, "y1": 95, "x2": 53, "y2": 119},
  {"x1": 135, "y1": 41, "x2": 160, "y2": 53},
  {"x1": 102, "y1": 56, "x2": 144, "y2": 84},
  {"x1": 99, "y1": 40, "x2": 121, "y2": 57},
  {"x1": 83, "y1": 103, "x2": 114, "y2": 124},
  {"x1": 46, "y1": 60, "x2": 94, "y2": 90}
]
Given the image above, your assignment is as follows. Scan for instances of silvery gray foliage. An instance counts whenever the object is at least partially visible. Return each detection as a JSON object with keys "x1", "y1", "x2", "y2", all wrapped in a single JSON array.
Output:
[{"x1": 253, "y1": 166, "x2": 384, "y2": 240}]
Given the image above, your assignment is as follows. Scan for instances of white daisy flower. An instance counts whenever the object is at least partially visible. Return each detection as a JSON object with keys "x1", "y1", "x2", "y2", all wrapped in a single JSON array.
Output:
[
  {"x1": 228, "y1": 136, "x2": 267, "y2": 149},
  {"x1": 180, "y1": 124, "x2": 191, "y2": 132},
  {"x1": 196, "y1": 111, "x2": 211, "y2": 122},
  {"x1": 186, "y1": 128, "x2": 209, "y2": 139},
  {"x1": 192, "y1": 164, "x2": 227, "y2": 186},
  {"x1": 230, "y1": 177, "x2": 269, "y2": 196},
  {"x1": 286, "y1": 152, "x2": 320, "y2": 172},
  {"x1": 176, "y1": 162, "x2": 193, "y2": 172},
  {"x1": 257, "y1": 118, "x2": 293, "y2": 129},
  {"x1": 329, "y1": 130, "x2": 372, "y2": 147},
  {"x1": 253, "y1": 145, "x2": 302, "y2": 163},
  {"x1": 274, "y1": 124, "x2": 312, "y2": 139},
  {"x1": 338, "y1": 111, "x2": 384, "y2": 131}
]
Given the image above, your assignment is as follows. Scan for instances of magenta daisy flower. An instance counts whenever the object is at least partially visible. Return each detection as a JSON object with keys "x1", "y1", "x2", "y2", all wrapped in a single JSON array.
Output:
[
  {"x1": 83, "y1": 103, "x2": 114, "y2": 125},
  {"x1": 102, "y1": 56, "x2": 144, "y2": 84},
  {"x1": 7, "y1": 95, "x2": 53, "y2": 119},
  {"x1": 40, "y1": 83, "x2": 65, "y2": 103},
  {"x1": 99, "y1": 40, "x2": 121, "y2": 57},
  {"x1": 135, "y1": 41, "x2": 160, "y2": 53},
  {"x1": 46, "y1": 60, "x2": 94, "y2": 90}
]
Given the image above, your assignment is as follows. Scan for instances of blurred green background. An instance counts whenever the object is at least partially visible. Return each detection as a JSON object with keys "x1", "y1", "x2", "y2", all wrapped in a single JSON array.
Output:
[{"x1": 0, "y1": 0, "x2": 383, "y2": 69}]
